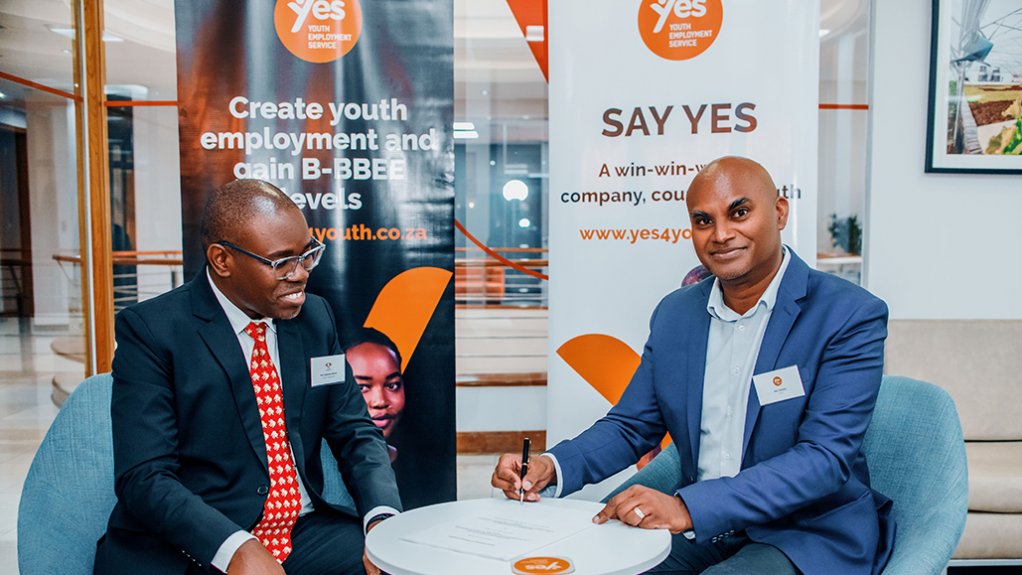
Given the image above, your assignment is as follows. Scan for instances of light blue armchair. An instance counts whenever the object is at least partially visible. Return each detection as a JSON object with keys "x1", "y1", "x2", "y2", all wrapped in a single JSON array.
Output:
[
  {"x1": 18, "y1": 373, "x2": 355, "y2": 575},
  {"x1": 604, "y1": 375, "x2": 969, "y2": 575},
  {"x1": 18, "y1": 373, "x2": 117, "y2": 575}
]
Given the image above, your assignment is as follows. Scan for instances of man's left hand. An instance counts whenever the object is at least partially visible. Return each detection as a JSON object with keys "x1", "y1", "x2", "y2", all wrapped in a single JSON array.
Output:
[
  {"x1": 363, "y1": 518, "x2": 387, "y2": 575},
  {"x1": 593, "y1": 485, "x2": 693, "y2": 534}
]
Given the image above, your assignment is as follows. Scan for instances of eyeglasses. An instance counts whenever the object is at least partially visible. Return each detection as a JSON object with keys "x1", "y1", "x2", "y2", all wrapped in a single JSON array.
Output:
[{"x1": 217, "y1": 239, "x2": 325, "y2": 280}]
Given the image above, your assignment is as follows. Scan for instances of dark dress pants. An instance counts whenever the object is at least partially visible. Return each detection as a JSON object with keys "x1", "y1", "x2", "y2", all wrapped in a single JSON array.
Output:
[
  {"x1": 646, "y1": 531, "x2": 799, "y2": 575},
  {"x1": 189, "y1": 509, "x2": 367, "y2": 575}
]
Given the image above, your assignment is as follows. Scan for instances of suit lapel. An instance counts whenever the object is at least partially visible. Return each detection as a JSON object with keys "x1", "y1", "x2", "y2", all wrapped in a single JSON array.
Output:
[
  {"x1": 685, "y1": 281, "x2": 713, "y2": 474},
  {"x1": 276, "y1": 320, "x2": 308, "y2": 469},
  {"x1": 740, "y1": 252, "x2": 809, "y2": 463},
  {"x1": 192, "y1": 277, "x2": 269, "y2": 472}
]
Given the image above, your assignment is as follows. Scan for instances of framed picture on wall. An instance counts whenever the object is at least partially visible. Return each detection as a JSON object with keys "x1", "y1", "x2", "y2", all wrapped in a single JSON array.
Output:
[{"x1": 925, "y1": 0, "x2": 1022, "y2": 174}]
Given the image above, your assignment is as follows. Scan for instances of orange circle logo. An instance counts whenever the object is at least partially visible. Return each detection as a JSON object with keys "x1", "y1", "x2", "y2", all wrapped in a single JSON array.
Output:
[
  {"x1": 274, "y1": 0, "x2": 363, "y2": 63},
  {"x1": 772, "y1": 376, "x2": 783, "y2": 387},
  {"x1": 637, "y1": 0, "x2": 723, "y2": 61},
  {"x1": 512, "y1": 556, "x2": 575, "y2": 575}
]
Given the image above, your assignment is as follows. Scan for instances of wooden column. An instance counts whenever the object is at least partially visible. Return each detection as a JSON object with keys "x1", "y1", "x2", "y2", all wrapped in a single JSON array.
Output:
[{"x1": 75, "y1": 0, "x2": 114, "y2": 374}]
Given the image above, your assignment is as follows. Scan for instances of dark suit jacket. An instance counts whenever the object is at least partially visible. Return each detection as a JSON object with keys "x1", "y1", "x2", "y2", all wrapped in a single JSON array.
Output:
[
  {"x1": 94, "y1": 274, "x2": 401, "y2": 574},
  {"x1": 549, "y1": 251, "x2": 894, "y2": 575}
]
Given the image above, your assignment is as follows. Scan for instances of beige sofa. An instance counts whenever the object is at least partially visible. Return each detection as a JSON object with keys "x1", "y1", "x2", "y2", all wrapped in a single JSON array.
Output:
[{"x1": 885, "y1": 320, "x2": 1022, "y2": 565}]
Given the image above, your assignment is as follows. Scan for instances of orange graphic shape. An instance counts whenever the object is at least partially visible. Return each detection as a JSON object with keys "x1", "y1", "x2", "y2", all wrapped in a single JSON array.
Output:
[
  {"x1": 558, "y1": 334, "x2": 671, "y2": 452},
  {"x1": 506, "y1": 0, "x2": 549, "y2": 82},
  {"x1": 558, "y1": 334, "x2": 641, "y2": 405},
  {"x1": 274, "y1": 0, "x2": 363, "y2": 63},
  {"x1": 637, "y1": 0, "x2": 723, "y2": 61},
  {"x1": 363, "y1": 267, "x2": 452, "y2": 372}
]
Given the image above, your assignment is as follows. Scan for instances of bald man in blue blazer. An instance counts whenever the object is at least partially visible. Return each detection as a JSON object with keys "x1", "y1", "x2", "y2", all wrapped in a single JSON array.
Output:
[{"x1": 494, "y1": 157, "x2": 894, "y2": 575}]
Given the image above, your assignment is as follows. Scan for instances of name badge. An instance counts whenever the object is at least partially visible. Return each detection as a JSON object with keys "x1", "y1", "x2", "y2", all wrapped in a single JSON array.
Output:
[
  {"x1": 310, "y1": 354, "x2": 345, "y2": 387},
  {"x1": 752, "y1": 365, "x2": 805, "y2": 406}
]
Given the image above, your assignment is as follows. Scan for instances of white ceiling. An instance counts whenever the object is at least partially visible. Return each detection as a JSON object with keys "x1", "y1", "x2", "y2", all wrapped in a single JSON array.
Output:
[{"x1": 1, "y1": 0, "x2": 869, "y2": 134}]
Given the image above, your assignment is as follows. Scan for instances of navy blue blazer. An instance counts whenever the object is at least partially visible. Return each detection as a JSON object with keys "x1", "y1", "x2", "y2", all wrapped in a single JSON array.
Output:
[
  {"x1": 549, "y1": 251, "x2": 894, "y2": 575},
  {"x1": 94, "y1": 274, "x2": 401, "y2": 575}
]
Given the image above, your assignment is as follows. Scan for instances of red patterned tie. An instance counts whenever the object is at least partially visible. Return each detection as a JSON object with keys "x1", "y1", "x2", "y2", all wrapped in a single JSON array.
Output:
[{"x1": 245, "y1": 321, "x2": 301, "y2": 562}]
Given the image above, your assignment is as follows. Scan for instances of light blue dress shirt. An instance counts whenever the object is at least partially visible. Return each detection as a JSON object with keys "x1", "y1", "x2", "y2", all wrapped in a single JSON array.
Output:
[{"x1": 697, "y1": 247, "x2": 791, "y2": 481}]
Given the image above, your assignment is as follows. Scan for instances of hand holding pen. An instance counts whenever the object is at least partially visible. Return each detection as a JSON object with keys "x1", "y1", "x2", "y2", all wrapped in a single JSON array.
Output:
[{"x1": 490, "y1": 438, "x2": 557, "y2": 502}]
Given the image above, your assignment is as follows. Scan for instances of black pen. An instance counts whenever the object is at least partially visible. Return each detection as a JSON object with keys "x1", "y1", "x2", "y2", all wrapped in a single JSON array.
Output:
[{"x1": 519, "y1": 437, "x2": 531, "y2": 503}]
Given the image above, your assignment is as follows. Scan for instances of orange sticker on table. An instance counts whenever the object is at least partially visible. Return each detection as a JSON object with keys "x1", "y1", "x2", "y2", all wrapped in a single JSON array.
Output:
[
  {"x1": 274, "y1": 0, "x2": 363, "y2": 63},
  {"x1": 512, "y1": 556, "x2": 575, "y2": 575},
  {"x1": 637, "y1": 0, "x2": 723, "y2": 61}
]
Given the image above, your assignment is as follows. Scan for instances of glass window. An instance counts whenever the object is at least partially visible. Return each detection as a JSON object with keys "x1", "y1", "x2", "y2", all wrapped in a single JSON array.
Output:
[
  {"x1": 0, "y1": 2, "x2": 85, "y2": 381},
  {"x1": 455, "y1": 0, "x2": 549, "y2": 308},
  {"x1": 104, "y1": 0, "x2": 183, "y2": 306},
  {"x1": 818, "y1": 0, "x2": 871, "y2": 284}
]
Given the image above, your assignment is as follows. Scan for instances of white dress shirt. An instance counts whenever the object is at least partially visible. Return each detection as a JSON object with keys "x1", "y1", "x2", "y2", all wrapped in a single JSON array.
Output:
[
  {"x1": 697, "y1": 247, "x2": 791, "y2": 481},
  {"x1": 207, "y1": 272, "x2": 314, "y2": 571},
  {"x1": 206, "y1": 274, "x2": 399, "y2": 571}
]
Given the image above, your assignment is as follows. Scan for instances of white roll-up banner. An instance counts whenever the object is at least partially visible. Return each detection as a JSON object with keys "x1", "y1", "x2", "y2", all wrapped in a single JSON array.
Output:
[{"x1": 548, "y1": 0, "x2": 820, "y2": 499}]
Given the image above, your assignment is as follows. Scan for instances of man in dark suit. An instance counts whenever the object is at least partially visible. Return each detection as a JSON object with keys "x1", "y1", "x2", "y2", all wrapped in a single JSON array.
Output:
[
  {"x1": 95, "y1": 179, "x2": 401, "y2": 575},
  {"x1": 493, "y1": 157, "x2": 894, "y2": 574}
]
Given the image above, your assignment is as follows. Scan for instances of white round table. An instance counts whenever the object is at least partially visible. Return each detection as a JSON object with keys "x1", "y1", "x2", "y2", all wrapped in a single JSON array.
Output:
[{"x1": 366, "y1": 498, "x2": 672, "y2": 575}]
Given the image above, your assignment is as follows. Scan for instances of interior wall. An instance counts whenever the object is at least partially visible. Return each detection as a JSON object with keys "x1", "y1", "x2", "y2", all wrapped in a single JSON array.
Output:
[
  {"x1": 866, "y1": 0, "x2": 1022, "y2": 320},
  {"x1": 26, "y1": 95, "x2": 76, "y2": 327}
]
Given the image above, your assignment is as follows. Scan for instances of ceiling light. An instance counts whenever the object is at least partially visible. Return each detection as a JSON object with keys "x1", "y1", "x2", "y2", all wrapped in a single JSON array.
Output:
[
  {"x1": 453, "y1": 130, "x2": 479, "y2": 139},
  {"x1": 47, "y1": 26, "x2": 74, "y2": 38},
  {"x1": 47, "y1": 26, "x2": 124, "y2": 42},
  {"x1": 503, "y1": 180, "x2": 529, "y2": 202},
  {"x1": 819, "y1": 29, "x2": 831, "y2": 38},
  {"x1": 518, "y1": 218, "x2": 531, "y2": 228},
  {"x1": 454, "y1": 121, "x2": 475, "y2": 131}
]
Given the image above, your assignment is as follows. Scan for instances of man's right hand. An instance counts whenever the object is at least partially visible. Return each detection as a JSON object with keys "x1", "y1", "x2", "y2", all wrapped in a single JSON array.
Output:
[
  {"x1": 226, "y1": 539, "x2": 285, "y2": 575},
  {"x1": 491, "y1": 453, "x2": 557, "y2": 502}
]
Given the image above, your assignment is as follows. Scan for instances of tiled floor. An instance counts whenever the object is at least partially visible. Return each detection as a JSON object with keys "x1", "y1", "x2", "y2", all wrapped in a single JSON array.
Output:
[
  {"x1": 0, "y1": 318, "x2": 500, "y2": 574},
  {"x1": 0, "y1": 318, "x2": 81, "y2": 574}
]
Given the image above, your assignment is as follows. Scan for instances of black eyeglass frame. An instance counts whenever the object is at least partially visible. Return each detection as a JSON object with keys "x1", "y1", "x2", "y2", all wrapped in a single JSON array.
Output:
[{"x1": 217, "y1": 238, "x2": 326, "y2": 280}]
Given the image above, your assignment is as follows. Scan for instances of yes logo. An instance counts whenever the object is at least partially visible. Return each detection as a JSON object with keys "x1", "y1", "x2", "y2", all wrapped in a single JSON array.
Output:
[
  {"x1": 274, "y1": 0, "x2": 363, "y2": 63},
  {"x1": 287, "y1": 0, "x2": 347, "y2": 33},
  {"x1": 650, "y1": 0, "x2": 708, "y2": 33},
  {"x1": 637, "y1": 0, "x2": 722, "y2": 61}
]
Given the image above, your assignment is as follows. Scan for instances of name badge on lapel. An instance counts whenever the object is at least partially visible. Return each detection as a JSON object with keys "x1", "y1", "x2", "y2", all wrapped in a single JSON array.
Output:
[
  {"x1": 310, "y1": 354, "x2": 345, "y2": 387},
  {"x1": 752, "y1": 365, "x2": 805, "y2": 406}
]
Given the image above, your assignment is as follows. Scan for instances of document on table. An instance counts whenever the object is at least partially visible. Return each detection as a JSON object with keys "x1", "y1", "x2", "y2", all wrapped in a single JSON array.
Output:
[{"x1": 402, "y1": 500, "x2": 597, "y2": 561}]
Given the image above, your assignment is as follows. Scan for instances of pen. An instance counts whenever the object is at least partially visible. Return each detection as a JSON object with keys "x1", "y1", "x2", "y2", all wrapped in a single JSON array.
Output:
[{"x1": 519, "y1": 437, "x2": 531, "y2": 503}]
